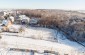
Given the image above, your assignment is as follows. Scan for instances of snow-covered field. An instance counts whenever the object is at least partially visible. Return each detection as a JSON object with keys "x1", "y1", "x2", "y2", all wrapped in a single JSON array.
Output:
[
  {"x1": 0, "y1": 25, "x2": 85, "y2": 55},
  {"x1": 77, "y1": 10, "x2": 85, "y2": 13}
]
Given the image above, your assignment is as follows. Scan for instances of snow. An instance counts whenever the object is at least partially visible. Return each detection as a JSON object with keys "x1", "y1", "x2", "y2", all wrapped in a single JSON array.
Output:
[
  {"x1": 19, "y1": 15, "x2": 30, "y2": 22},
  {"x1": 0, "y1": 36, "x2": 75, "y2": 55},
  {"x1": 0, "y1": 25, "x2": 85, "y2": 55},
  {"x1": 57, "y1": 31, "x2": 85, "y2": 52},
  {"x1": 77, "y1": 10, "x2": 85, "y2": 13}
]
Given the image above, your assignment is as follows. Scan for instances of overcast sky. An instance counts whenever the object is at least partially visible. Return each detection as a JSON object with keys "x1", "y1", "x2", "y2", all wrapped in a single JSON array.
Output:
[{"x1": 0, "y1": 0, "x2": 84, "y2": 10}]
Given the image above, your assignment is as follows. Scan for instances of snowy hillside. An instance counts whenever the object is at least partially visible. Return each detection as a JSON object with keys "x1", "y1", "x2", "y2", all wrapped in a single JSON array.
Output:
[{"x1": 0, "y1": 25, "x2": 85, "y2": 55}]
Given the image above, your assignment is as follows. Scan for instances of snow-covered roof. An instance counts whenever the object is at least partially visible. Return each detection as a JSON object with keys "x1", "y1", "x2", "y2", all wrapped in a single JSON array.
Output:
[{"x1": 19, "y1": 15, "x2": 30, "y2": 22}]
